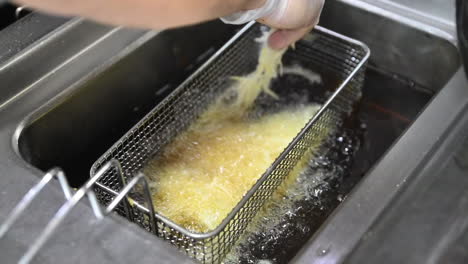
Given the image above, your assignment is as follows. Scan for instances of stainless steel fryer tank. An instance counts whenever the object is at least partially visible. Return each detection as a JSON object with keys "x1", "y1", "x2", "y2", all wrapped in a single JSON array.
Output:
[{"x1": 90, "y1": 23, "x2": 369, "y2": 263}]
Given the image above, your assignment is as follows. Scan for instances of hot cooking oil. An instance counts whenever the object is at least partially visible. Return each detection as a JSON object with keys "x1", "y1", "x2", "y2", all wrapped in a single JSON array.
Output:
[
  {"x1": 144, "y1": 104, "x2": 321, "y2": 233},
  {"x1": 224, "y1": 123, "x2": 364, "y2": 264},
  {"x1": 142, "y1": 31, "x2": 325, "y2": 234}
]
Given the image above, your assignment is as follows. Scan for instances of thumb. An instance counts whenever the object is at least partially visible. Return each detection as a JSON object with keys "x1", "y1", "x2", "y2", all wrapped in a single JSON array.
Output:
[
  {"x1": 268, "y1": 24, "x2": 315, "y2": 50},
  {"x1": 259, "y1": 0, "x2": 324, "y2": 29}
]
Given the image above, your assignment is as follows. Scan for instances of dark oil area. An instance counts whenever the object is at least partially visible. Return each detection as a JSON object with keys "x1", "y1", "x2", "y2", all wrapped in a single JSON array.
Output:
[
  {"x1": 225, "y1": 68, "x2": 433, "y2": 264},
  {"x1": 251, "y1": 66, "x2": 341, "y2": 120}
]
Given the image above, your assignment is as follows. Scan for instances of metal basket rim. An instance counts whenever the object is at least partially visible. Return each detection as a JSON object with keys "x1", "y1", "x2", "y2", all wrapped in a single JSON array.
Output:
[
  {"x1": 90, "y1": 23, "x2": 370, "y2": 240},
  {"x1": 90, "y1": 21, "x2": 257, "y2": 177}
]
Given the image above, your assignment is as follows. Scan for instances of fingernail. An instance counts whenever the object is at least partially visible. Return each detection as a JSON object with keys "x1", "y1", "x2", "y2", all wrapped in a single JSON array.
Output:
[{"x1": 268, "y1": 31, "x2": 287, "y2": 50}]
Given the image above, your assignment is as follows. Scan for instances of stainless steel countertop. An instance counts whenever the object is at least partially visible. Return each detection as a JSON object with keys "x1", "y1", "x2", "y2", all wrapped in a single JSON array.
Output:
[
  {"x1": 293, "y1": 1, "x2": 468, "y2": 264},
  {"x1": 387, "y1": 0, "x2": 455, "y2": 23},
  {"x1": 358, "y1": 0, "x2": 456, "y2": 34}
]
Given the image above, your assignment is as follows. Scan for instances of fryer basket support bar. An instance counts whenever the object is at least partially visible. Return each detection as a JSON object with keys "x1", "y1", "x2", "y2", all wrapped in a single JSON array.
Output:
[{"x1": 0, "y1": 159, "x2": 155, "y2": 264}]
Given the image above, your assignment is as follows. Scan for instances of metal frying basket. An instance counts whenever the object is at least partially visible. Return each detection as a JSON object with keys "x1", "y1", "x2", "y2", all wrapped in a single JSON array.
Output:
[{"x1": 91, "y1": 22, "x2": 370, "y2": 263}]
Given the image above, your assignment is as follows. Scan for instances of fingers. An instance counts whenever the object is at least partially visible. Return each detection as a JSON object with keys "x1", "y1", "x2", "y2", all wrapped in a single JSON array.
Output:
[
  {"x1": 268, "y1": 24, "x2": 314, "y2": 50},
  {"x1": 256, "y1": 0, "x2": 324, "y2": 49}
]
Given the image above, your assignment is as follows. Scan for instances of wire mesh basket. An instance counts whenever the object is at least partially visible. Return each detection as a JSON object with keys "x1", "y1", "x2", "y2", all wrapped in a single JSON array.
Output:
[{"x1": 91, "y1": 22, "x2": 370, "y2": 263}]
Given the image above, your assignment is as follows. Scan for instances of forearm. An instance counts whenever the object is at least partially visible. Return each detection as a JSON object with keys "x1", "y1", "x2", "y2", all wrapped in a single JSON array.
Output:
[
  {"x1": 12, "y1": 0, "x2": 324, "y2": 50},
  {"x1": 14, "y1": 0, "x2": 265, "y2": 29}
]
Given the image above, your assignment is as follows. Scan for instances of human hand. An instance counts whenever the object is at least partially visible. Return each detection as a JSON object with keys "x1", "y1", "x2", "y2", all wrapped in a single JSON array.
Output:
[
  {"x1": 221, "y1": 0, "x2": 325, "y2": 50},
  {"x1": 258, "y1": 0, "x2": 325, "y2": 50}
]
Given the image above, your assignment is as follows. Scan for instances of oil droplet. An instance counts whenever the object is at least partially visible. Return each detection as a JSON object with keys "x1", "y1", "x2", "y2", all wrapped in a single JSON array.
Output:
[
  {"x1": 337, "y1": 194, "x2": 345, "y2": 202},
  {"x1": 317, "y1": 247, "x2": 330, "y2": 256}
]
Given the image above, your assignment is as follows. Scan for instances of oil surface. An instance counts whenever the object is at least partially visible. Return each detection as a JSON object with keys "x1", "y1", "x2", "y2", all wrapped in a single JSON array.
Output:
[
  {"x1": 222, "y1": 68, "x2": 431, "y2": 263},
  {"x1": 224, "y1": 123, "x2": 364, "y2": 264},
  {"x1": 144, "y1": 105, "x2": 320, "y2": 233},
  {"x1": 141, "y1": 35, "x2": 324, "y2": 233}
]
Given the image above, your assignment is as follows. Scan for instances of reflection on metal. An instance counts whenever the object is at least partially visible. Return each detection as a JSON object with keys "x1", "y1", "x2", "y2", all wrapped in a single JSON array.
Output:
[
  {"x1": 455, "y1": 133, "x2": 468, "y2": 170},
  {"x1": 0, "y1": 168, "x2": 72, "y2": 239},
  {"x1": 15, "y1": 6, "x2": 29, "y2": 20}
]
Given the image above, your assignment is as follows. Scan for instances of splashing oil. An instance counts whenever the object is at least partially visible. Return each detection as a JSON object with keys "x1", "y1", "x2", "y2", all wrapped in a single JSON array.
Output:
[{"x1": 223, "y1": 124, "x2": 364, "y2": 264}]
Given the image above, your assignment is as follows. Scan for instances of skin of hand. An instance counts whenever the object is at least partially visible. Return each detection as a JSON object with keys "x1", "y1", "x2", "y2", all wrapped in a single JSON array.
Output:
[
  {"x1": 14, "y1": 0, "x2": 323, "y2": 50},
  {"x1": 258, "y1": 0, "x2": 325, "y2": 49}
]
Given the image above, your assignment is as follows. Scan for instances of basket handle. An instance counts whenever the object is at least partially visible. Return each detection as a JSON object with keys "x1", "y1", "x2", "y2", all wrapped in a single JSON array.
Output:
[{"x1": 0, "y1": 159, "x2": 155, "y2": 264}]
